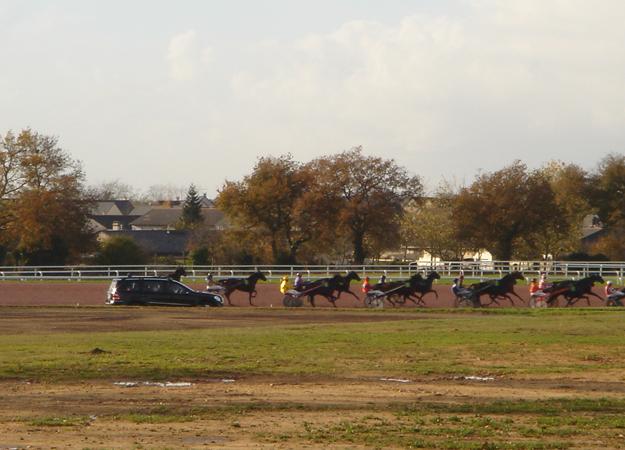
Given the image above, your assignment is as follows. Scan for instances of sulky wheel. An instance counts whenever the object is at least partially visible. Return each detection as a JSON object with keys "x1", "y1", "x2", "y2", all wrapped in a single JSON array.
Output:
[
  {"x1": 365, "y1": 294, "x2": 384, "y2": 308},
  {"x1": 283, "y1": 294, "x2": 303, "y2": 307},
  {"x1": 454, "y1": 296, "x2": 474, "y2": 308}
]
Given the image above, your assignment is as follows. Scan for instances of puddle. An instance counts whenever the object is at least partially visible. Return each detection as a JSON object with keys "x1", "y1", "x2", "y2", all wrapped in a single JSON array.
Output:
[
  {"x1": 460, "y1": 376, "x2": 495, "y2": 382},
  {"x1": 380, "y1": 377, "x2": 411, "y2": 383},
  {"x1": 113, "y1": 381, "x2": 193, "y2": 388}
]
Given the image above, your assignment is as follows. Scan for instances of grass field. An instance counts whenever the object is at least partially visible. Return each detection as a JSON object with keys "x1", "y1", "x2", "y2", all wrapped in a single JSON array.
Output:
[{"x1": 2, "y1": 307, "x2": 625, "y2": 448}]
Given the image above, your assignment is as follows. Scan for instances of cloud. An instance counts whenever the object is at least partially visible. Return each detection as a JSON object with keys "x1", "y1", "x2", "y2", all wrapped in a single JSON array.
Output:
[
  {"x1": 225, "y1": 0, "x2": 625, "y2": 182},
  {"x1": 166, "y1": 30, "x2": 212, "y2": 81}
]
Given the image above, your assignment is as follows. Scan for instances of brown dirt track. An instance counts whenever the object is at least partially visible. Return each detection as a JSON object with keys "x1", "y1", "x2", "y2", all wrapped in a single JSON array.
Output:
[{"x1": 0, "y1": 281, "x2": 609, "y2": 307}]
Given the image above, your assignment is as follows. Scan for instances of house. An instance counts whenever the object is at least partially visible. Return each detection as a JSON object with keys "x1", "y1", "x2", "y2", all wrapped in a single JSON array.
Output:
[
  {"x1": 88, "y1": 200, "x2": 151, "y2": 231},
  {"x1": 130, "y1": 207, "x2": 226, "y2": 231},
  {"x1": 90, "y1": 197, "x2": 227, "y2": 258}
]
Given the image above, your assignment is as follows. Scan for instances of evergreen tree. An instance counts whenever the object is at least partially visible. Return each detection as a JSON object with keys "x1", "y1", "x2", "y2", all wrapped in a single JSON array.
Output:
[{"x1": 181, "y1": 184, "x2": 203, "y2": 228}]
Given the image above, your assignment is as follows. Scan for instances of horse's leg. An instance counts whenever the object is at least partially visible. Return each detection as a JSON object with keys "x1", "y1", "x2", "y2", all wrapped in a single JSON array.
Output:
[
  {"x1": 486, "y1": 295, "x2": 500, "y2": 307},
  {"x1": 345, "y1": 289, "x2": 360, "y2": 300},
  {"x1": 249, "y1": 289, "x2": 255, "y2": 306},
  {"x1": 225, "y1": 290, "x2": 233, "y2": 306},
  {"x1": 308, "y1": 294, "x2": 316, "y2": 308},
  {"x1": 511, "y1": 291, "x2": 525, "y2": 305},
  {"x1": 414, "y1": 294, "x2": 426, "y2": 307}
]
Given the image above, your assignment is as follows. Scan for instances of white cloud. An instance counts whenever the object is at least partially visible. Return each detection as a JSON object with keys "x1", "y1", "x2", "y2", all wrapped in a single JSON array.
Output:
[
  {"x1": 166, "y1": 30, "x2": 212, "y2": 81},
  {"x1": 225, "y1": 0, "x2": 625, "y2": 184}
]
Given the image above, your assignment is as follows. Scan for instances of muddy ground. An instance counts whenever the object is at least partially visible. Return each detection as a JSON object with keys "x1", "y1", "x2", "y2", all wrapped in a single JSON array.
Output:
[{"x1": 2, "y1": 373, "x2": 625, "y2": 449}]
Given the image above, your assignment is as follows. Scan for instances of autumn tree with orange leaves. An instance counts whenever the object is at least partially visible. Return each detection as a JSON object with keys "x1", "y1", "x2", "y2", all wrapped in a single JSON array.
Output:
[{"x1": 0, "y1": 129, "x2": 94, "y2": 265}]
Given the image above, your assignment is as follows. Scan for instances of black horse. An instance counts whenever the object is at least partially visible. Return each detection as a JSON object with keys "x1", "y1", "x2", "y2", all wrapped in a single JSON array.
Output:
[
  {"x1": 371, "y1": 274, "x2": 422, "y2": 307},
  {"x1": 216, "y1": 271, "x2": 267, "y2": 306},
  {"x1": 298, "y1": 272, "x2": 360, "y2": 307},
  {"x1": 166, "y1": 267, "x2": 187, "y2": 281},
  {"x1": 406, "y1": 271, "x2": 441, "y2": 306},
  {"x1": 544, "y1": 274, "x2": 604, "y2": 307},
  {"x1": 332, "y1": 271, "x2": 361, "y2": 301},
  {"x1": 469, "y1": 272, "x2": 526, "y2": 306}
]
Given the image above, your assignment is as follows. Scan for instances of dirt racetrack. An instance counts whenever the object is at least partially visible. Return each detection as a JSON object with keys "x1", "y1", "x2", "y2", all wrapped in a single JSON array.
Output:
[{"x1": 0, "y1": 280, "x2": 608, "y2": 307}]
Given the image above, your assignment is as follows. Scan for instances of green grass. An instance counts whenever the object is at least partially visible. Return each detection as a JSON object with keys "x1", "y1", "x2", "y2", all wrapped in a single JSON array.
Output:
[
  {"x1": 255, "y1": 398, "x2": 625, "y2": 448},
  {"x1": 2, "y1": 309, "x2": 625, "y2": 381}
]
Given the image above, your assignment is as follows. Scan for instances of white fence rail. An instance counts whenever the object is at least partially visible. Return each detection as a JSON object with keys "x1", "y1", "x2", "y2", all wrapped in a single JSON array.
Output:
[{"x1": 0, "y1": 261, "x2": 623, "y2": 282}]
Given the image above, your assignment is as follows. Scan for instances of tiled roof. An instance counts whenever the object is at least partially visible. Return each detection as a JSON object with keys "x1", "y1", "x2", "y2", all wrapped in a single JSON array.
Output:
[{"x1": 131, "y1": 208, "x2": 182, "y2": 227}]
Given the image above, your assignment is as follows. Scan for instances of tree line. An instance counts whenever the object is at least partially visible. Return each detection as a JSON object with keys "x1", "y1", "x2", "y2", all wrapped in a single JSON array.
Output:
[
  {"x1": 2, "y1": 128, "x2": 625, "y2": 265},
  {"x1": 198, "y1": 153, "x2": 625, "y2": 264}
]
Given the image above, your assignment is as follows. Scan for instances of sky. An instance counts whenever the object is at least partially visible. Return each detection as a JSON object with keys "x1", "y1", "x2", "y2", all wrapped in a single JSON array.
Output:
[{"x1": 1, "y1": 0, "x2": 625, "y2": 197}]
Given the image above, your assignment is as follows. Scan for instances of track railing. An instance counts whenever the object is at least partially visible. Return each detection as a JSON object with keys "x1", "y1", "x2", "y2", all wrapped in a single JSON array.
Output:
[{"x1": 0, "y1": 261, "x2": 623, "y2": 283}]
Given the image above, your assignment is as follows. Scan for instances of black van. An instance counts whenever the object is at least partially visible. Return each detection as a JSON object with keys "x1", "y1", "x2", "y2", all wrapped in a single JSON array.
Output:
[{"x1": 106, "y1": 277, "x2": 224, "y2": 307}]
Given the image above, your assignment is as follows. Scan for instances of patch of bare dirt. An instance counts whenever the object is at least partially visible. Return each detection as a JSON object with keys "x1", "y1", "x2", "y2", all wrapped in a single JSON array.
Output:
[{"x1": 1, "y1": 374, "x2": 624, "y2": 448}]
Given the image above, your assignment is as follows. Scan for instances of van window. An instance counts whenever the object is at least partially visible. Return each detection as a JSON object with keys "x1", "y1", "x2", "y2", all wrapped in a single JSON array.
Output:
[
  {"x1": 144, "y1": 280, "x2": 165, "y2": 293},
  {"x1": 167, "y1": 281, "x2": 187, "y2": 295},
  {"x1": 118, "y1": 280, "x2": 142, "y2": 293}
]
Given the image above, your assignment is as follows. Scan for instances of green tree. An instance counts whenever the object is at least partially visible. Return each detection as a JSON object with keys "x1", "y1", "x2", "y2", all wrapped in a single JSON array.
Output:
[
  {"x1": 307, "y1": 147, "x2": 422, "y2": 264},
  {"x1": 180, "y1": 184, "x2": 203, "y2": 228},
  {"x1": 452, "y1": 161, "x2": 554, "y2": 260},
  {"x1": 97, "y1": 236, "x2": 147, "y2": 265}
]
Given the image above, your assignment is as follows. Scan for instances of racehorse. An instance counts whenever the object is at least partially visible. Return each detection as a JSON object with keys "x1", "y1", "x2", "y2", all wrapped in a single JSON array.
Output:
[
  {"x1": 296, "y1": 272, "x2": 360, "y2": 307},
  {"x1": 332, "y1": 271, "x2": 361, "y2": 301},
  {"x1": 371, "y1": 273, "x2": 423, "y2": 307},
  {"x1": 544, "y1": 274, "x2": 604, "y2": 307},
  {"x1": 469, "y1": 272, "x2": 526, "y2": 306},
  {"x1": 216, "y1": 271, "x2": 267, "y2": 306},
  {"x1": 166, "y1": 267, "x2": 187, "y2": 281},
  {"x1": 406, "y1": 271, "x2": 441, "y2": 306}
]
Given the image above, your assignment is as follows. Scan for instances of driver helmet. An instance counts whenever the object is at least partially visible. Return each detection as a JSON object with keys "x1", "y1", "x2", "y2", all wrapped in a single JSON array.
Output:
[{"x1": 607, "y1": 281, "x2": 613, "y2": 285}]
